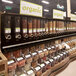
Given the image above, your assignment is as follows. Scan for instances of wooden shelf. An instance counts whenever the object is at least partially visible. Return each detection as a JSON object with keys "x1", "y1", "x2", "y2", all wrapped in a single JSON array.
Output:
[{"x1": 0, "y1": 51, "x2": 8, "y2": 76}]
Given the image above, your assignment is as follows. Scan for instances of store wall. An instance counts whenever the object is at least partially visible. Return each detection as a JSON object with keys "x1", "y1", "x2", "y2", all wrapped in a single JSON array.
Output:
[
  {"x1": 0, "y1": 0, "x2": 67, "y2": 18},
  {"x1": 0, "y1": 0, "x2": 2, "y2": 11},
  {"x1": 71, "y1": 0, "x2": 76, "y2": 13}
]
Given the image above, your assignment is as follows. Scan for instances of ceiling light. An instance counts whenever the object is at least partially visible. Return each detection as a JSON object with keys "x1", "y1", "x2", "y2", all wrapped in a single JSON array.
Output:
[
  {"x1": 44, "y1": 9, "x2": 49, "y2": 12},
  {"x1": 42, "y1": 0, "x2": 49, "y2": 4},
  {"x1": 2, "y1": 0, "x2": 13, "y2": 4}
]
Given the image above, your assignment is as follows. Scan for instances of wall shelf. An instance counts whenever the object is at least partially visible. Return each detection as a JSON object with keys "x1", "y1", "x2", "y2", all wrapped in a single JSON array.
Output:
[{"x1": 2, "y1": 33, "x2": 76, "y2": 49}]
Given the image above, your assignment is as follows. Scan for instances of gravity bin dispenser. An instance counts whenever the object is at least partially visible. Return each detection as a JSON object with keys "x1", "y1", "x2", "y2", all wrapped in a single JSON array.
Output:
[{"x1": 0, "y1": 13, "x2": 8, "y2": 76}]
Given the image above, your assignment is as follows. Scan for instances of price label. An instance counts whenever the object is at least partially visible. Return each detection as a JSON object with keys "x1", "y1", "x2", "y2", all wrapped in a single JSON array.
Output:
[
  {"x1": 55, "y1": 45, "x2": 58, "y2": 47},
  {"x1": 17, "y1": 57, "x2": 23, "y2": 61},
  {"x1": 50, "y1": 28, "x2": 52, "y2": 30},
  {"x1": 51, "y1": 46, "x2": 55, "y2": 49},
  {"x1": 40, "y1": 64, "x2": 45, "y2": 67},
  {"x1": 46, "y1": 28, "x2": 48, "y2": 32},
  {"x1": 38, "y1": 50, "x2": 42, "y2": 53},
  {"x1": 35, "y1": 66, "x2": 40, "y2": 71},
  {"x1": 8, "y1": 60, "x2": 14, "y2": 65},
  {"x1": 49, "y1": 59, "x2": 53, "y2": 62},
  {"x1": 43, "y1": 49, "x2": 47, "y2": 52},
  {"x1": 53, "y1": 28, "x2": 55, "y2": 30},
  {"x1": 54, "y1": 57, "x2": 57, "y2": 60},
  {"x1": 33, "y1": 29, "x2": 36, "y2": 33},
  {"x1": 5, "y1": 28, "x2": 11, "y2": 33},
  {"x1": 40, "y1": 28, "x2": 42, "y2": 32},
  {"x1": 57, "y1": 55, "x2": 60, "y2": 58},
  {"x1": 32, "y1": 52, "x2": 37, "y2": 56},
  {"x1": 60, "y1": 54, "x2": 63, "y2": 56},
  {"x1": 20, "y1": 74, "x2": 27, "y2": 76},
  {"x1": 27, "y1": 70, "x2": 33, "y2": 75},
  {"x1": 23, "y1": 29, "x2": 27, "y2": 33},
  {"x1": 29, "y1": 29, "x2": 32, "y2": 33},
  {"x1": 25, "y1": 54, "x2": 31, "y2": 58},
  {"x1": 15, "y1": 27, "x2": 20, "y2": 32},
  {"x1": 48, "y1": 47, "x2": 51, "y2": 50},
  {"x1": 63, "y1": 52, "x2": 66, "y2": 55},
  {"x1": 45, "y1": 61, "x2": 50, "y2": 64},
  {"x1": 43, "y1": 28, "x2": 45, "y2": 31},
  {"x1": 37, "y1": 29, "x2": 40, "y2": 32}
]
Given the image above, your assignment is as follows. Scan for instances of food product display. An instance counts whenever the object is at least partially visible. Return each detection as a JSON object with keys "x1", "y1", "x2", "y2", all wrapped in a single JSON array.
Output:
[
  {"x1": 2, "y1": 36, "x2": 76, "y2": 76},
  {"x1": 1, "y1": 14, "x2": 76, "y2": 40},
  {"x1": 0, "y1": 2, "x2": 76, "y2": 76}
]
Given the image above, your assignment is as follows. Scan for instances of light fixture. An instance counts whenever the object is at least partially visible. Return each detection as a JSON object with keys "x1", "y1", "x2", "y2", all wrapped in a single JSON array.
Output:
[
  {"x1": 57, "y1": 0, "x2": 64, "y2": 10},
  {"x1": 42, "y1": 0, "x2": 49, "y2": 4},
  {"x1": 57, "y1": 4, "x2": 64, "y2": 10},
  {"x1": 2, "y1": 0, "x2": 13, "y2": 4},
  {"x1": 44, "y1": 9, "x2": 49, "y2": 12},
  {"x1": 61, "y1": 5, "x2": 64, "y2": 9},
  {"x1": 57, "y1": 4, "x2": 60, "y2": 8}
]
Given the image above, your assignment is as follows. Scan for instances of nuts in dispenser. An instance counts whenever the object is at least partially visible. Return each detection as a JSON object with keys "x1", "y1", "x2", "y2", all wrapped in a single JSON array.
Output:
[
  {"x1": 39, "y1": 63, "x2": 46, "y2": 73},
  {"x1": 44, "y1": 61, "x2": 51, "y2": 70},
  {"x1": 8, "y1": 60, "x2": 17, "y2": 71},
  {"x1": 37, "y1": 50, "x2": 44, "y2": 58},
  {"x1": 31, "y1": 52, "x2": 39, "y2": 61},
  {"x1": 27, "y1": 69, "x2": 35, "y2": 76},
  {"x1": 34, "y1": 66, "x2": 42, "y2": 76},
  {"x1": 25, "y1": 54, "x2": 32, "y2": 63},
  {"x1": 16, "y1": 57, "x2": 26, "y2": 67},
  {"x1": 43, "y1": 49, "x2": 48, "y2": 56}
]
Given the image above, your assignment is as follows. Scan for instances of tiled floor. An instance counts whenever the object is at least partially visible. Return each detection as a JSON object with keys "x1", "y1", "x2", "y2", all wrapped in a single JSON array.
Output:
[{"x1": 56, "y1": 60, "x2": 76, "y2": 76}]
